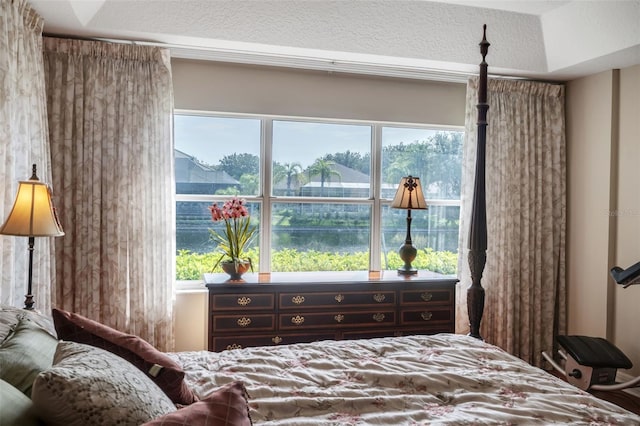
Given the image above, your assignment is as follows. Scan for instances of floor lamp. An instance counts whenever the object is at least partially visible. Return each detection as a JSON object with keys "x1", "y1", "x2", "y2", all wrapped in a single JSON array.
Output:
[
  {"x1": 391, "y1": 175, "x2": 428, "y2": 275},
  {"x1": 0, "y1": 164, "x2": 64, "y2": 310}
]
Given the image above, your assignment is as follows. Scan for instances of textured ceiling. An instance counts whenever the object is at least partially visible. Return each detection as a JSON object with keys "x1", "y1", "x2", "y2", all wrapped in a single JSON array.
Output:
[{"x1": 29, "y1": 0, "x2": 640, "y2": 82}]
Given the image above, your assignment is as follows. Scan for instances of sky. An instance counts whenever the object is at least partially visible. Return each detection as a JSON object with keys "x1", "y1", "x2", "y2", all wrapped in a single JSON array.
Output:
[{"x1": 174, "y1": 114, "x2": 442, "y2": 168}]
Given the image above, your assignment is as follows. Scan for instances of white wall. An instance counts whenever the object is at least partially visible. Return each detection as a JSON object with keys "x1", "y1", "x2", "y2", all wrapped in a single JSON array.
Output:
[
  {"x1": 566, "y1": 71, "x2": 616, "y2": 338},
  {"x1": 172, "y1": 59, "x2": 467, "y2": 125},
  {"x1": 613, "y1": 65, "x2": 640, "y2": 375},
  {"x1": 566, "y1": 65, "x2": 640, "y2": 375}
]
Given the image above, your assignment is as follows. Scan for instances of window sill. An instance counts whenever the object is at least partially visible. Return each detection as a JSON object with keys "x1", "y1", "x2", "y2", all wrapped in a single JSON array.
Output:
[{"x1": 175, "y1": 280, "x2": 207, "y2": 294}]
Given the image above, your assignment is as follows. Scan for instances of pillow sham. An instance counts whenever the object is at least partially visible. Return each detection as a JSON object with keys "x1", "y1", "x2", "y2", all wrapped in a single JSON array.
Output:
[
  {"x1": 142, "y1": 381, "x2": 252, "y2": 426},
  {"x1": 0, "y1": 379, "x2": 41, "y2": 426},
  {"x1": 52, "y1": 308, "x2": 197, "y2": 405},
  {"x1": 31, "y1": 341, "x2": 176, "y2": 426},
  {"x1": 0, "y1": 304, "x2": 57, "y2": 342},
  {"x1": 0, "y1": 318, "x2": 58, "y2": 396}
]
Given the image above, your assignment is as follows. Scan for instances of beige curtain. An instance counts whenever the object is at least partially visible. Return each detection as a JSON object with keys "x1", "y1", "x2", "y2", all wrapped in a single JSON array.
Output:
[
  {"x1": 43, "y1": 38, "x2": 176, "y2": 351},
  {"x1": 0, "y1": 0, "x2": 56, "y2": 311},
  {"x1": 457, "y1": 77, "x2": 566, "y2": 367}
]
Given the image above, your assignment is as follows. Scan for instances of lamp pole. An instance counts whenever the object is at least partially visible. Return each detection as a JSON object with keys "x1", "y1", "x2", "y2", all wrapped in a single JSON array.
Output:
[{"x1": 25, "y1": 236, "x2": 35, "y2": 310}]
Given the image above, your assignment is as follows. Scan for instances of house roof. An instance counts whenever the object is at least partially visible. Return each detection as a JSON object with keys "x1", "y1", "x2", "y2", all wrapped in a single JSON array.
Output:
[
  {"x1": 307, "y1": 163, "x2": 369, "y2": 184},
  {"x1": 175, "y1": 149, "x2": 238, "y2": 185}
]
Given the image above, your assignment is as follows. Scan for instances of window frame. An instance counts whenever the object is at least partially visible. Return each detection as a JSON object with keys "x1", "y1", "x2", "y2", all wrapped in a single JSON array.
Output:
[{"x1": 174, "y1": 109, "x2": 463, "y2": 278}]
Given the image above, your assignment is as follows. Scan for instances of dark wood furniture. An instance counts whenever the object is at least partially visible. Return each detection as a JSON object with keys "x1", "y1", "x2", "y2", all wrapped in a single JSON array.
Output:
[
  {"x1": 467, "y1": 25, "x2": 490, "y2": 340},
  {"x1": 205, "y1": 271, "x2": 457, "y2": 352}
]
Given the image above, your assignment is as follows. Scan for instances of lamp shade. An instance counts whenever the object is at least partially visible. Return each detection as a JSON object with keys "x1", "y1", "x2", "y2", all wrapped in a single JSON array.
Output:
[
  {"x1": 0, "y1": 179, "x2": 64, "y2": 237},
  {"x1": 391, "y1": 176, "x2": 428, "y2": 210}
]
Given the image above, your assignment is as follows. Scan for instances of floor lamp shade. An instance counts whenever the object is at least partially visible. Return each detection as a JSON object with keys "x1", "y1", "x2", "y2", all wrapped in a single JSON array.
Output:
[
  {"x1": 0, "y1": 179, "x2": 64, "y2": 237},
  {"x1": 391, "y1": 176, "x2": 427, "y2": 275},
  {"x1": 0, "y1": 165, "x2": 64, "y2": 309}
]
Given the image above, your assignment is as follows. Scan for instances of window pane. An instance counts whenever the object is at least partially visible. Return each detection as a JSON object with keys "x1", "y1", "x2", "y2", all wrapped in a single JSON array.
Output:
[
  {"x1": 174, "y1": 114, "x2": 261, "y2": 196},
  {"x1": 381, "y1": 205, "x2": 459, "y2": 274},
  {"x1": 272, "y1": 121, "x2": 371, "y2": 198},
  {"x1": 382, "y1": 128, "x2": 463, "y2": 200},
  {"x1": 176, "y1": 200, "x2": 260, "y2": 280},
  {"x1": 271, "y1": 203, "x2": 371, "y2": 271}
]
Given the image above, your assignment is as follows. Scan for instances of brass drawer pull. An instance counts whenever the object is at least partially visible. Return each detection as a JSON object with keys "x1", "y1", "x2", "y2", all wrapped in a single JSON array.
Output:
[
  {"x1": 421, "y1": 311, "x2": 433, "y2": 321},
  {"x1": 226, "y1": 343, "x2": 242, "y2": 350},
  {"x1": 237, "y1": 317, "x2": 252, "y2": 327},
  {"x1": 272, "y1": 336, "x2": 283, "y2": 344},
  {"x1": 334, "y1": 314, "x2": 345, "y2": 323},
  {"x1": 373, "y1": 313, "x2": 385, "y2": 322},
  {"x1": 292, "y1": 295, "x2": 305, "y2": 305},
  {"x1": 421, "y1": 292, "x2": 433, "y2": 302},
  {"x1": 291, "y1": 315, "x2": 305, "y2": 325},
  {"x1": 373, "y1": 293, "x2": 386, "y2": 303},
  {"x1": 335, "y1": 294, "x2": 344, "y2": 303},
  {"x1": 237, "y1": 296, "x2": 252, "y2": 306}
]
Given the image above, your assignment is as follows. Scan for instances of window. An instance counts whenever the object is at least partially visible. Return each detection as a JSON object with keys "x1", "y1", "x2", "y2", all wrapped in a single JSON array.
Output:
[{"x1": 175, "y1": 112, "x2": 462, "y2": 280}]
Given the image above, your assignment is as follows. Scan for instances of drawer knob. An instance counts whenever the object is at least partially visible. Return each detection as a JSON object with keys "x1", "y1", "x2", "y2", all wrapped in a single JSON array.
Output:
[
  {"x1": 237, "y1": 296, "x2": 252, "y2": 306},
  {"x1": 334, "y1": 314, "x2": 345, "y2": 323},
  {"x1": 421, "y1": 311, "x2": 433, "y2": 321},
  {"x1": 421, "y1": 292, "x2": 433, "y2": 302},
  {"x1": 226, "y1": 343, "x2": 242, "y2": 350},
  {"x1": 237, "y1": 317, "x2": 252, "y2": 327},
  {"x1": 272, "y1": 336, "x2": 283, "y2": 344},
  {"x1": 373, "y1": 293, "x2": 386, "y2": 303},
  {"x1": 373, "y1": 313, "x2": 385, "y2": 322},
  {"x1": 291, "y1": 315, "x2": 305, "y2": 325},
  {"x1": 335, "y1": 294, "x2": 344, "y2": 303},
  {"x1": 292, "y1": 295, "x2": 305, "y2": 305}
]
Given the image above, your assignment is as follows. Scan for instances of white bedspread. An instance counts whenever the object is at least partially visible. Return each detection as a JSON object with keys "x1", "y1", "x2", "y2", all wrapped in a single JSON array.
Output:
[{"x1": 170, "y1": 334, "x2": 640, "y2": 425}]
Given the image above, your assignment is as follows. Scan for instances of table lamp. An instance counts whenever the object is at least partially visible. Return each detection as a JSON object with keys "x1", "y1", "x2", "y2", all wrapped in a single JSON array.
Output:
[{"x1": 391, "y1": 175, "x2": 427, "y2": 275}]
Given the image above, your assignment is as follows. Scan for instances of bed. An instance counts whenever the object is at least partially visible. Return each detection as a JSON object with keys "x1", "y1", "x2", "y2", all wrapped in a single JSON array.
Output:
[
  {"x1": 171, "y1": 334, "x2": 640, "y2": 424},
  {"x1": 1, "y1": 305, "x2": 639, "y2": 425}
]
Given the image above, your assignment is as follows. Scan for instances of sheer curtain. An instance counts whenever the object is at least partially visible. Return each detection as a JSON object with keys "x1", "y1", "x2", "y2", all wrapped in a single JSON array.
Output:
[
  {"x1": 457, "y1": 77, "x2": 566, "y2": 366},
  {"x1": 43, "y1": 38, "x2": 176, "y2": 350},
  {"x1": 0, "y1": 0, "x2": 55, "y2": 310}
]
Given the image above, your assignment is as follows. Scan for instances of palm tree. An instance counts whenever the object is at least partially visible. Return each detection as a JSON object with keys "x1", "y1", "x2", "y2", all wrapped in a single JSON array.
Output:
[
  {"x1": 273, "y1": 162, "x2": 304, "y2": 195},
  {"x1": 307, "y1": 159, "x2": 341, "y2": 196}
]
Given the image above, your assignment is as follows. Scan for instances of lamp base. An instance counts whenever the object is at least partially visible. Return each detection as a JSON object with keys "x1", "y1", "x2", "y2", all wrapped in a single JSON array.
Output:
[
  {"x1": 397, "y1": 266, "x2": 418, "y2": 275},
  {"x1": 24, "y1": 294, "x2": 35, "y2": 310},
  {"x1": 398, "y1": 243, "x2": 418, "y2": 276}
]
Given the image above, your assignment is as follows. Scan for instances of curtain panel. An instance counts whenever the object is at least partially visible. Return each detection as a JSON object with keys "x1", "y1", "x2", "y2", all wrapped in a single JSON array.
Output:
[
  {"x1": 457, "y1": 77, "x2": 567, "y2": 367},
  {"x1": 0, "y1": 0, "x2": 55, "y2": 310},
  {"x1": 43, "y1": 38, "x2": 176, "y2": 351}
]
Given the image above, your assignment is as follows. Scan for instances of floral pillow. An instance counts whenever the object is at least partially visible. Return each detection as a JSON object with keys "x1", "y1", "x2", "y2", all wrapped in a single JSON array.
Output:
[
  {"x1": 31, "y1": 341, "x2": 176, "y2": 426},
  {"x1": 143, "y1": 381, "x2": 252, "y2": 426},
  {"x1": 52, "y1": 308, "x2": 197, "y2": 405}
]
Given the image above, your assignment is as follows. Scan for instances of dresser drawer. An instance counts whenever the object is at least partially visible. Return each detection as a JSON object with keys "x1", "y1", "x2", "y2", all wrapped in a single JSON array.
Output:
[
  {"x1": 280, "y1": 310, "x2": 396, "y2": 329},
  {"x1": 211, "y1": 293, "x2": 274, "y2": 311},
  {"x1": 400, "y1": 289, "x2": 453, "y2": 305},
  {"x1": 212, "y1": 333, "x2": 336, "y2": 352},
  {"x1": 400, "y1": 308, "x2": 452, "y2": 325},
  {"x1": 212, "y1": 314, "x2": 275, "y2": 332},
  {"x1": 279, "y1": 291, "x2": 395, "y2": 309},
  {"x1": 341, "y1": 329, "x2": 399, "y2": 340}
]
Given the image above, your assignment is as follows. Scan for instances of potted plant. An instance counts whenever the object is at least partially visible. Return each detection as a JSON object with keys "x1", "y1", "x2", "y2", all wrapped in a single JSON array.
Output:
[{"x1": 208, "y1": 197, "x2": 257, "y2": 280}]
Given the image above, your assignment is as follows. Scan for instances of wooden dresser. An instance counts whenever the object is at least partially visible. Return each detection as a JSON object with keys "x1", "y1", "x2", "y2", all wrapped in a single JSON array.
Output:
[{"x1": 205, "y1": 270, "x2": 458, "y2": 352}]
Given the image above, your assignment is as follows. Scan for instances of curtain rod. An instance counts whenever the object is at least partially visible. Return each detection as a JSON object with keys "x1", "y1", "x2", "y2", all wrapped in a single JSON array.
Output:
[{"x1": 43, "y1": 32, "x2": 561, "y2": 84}]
